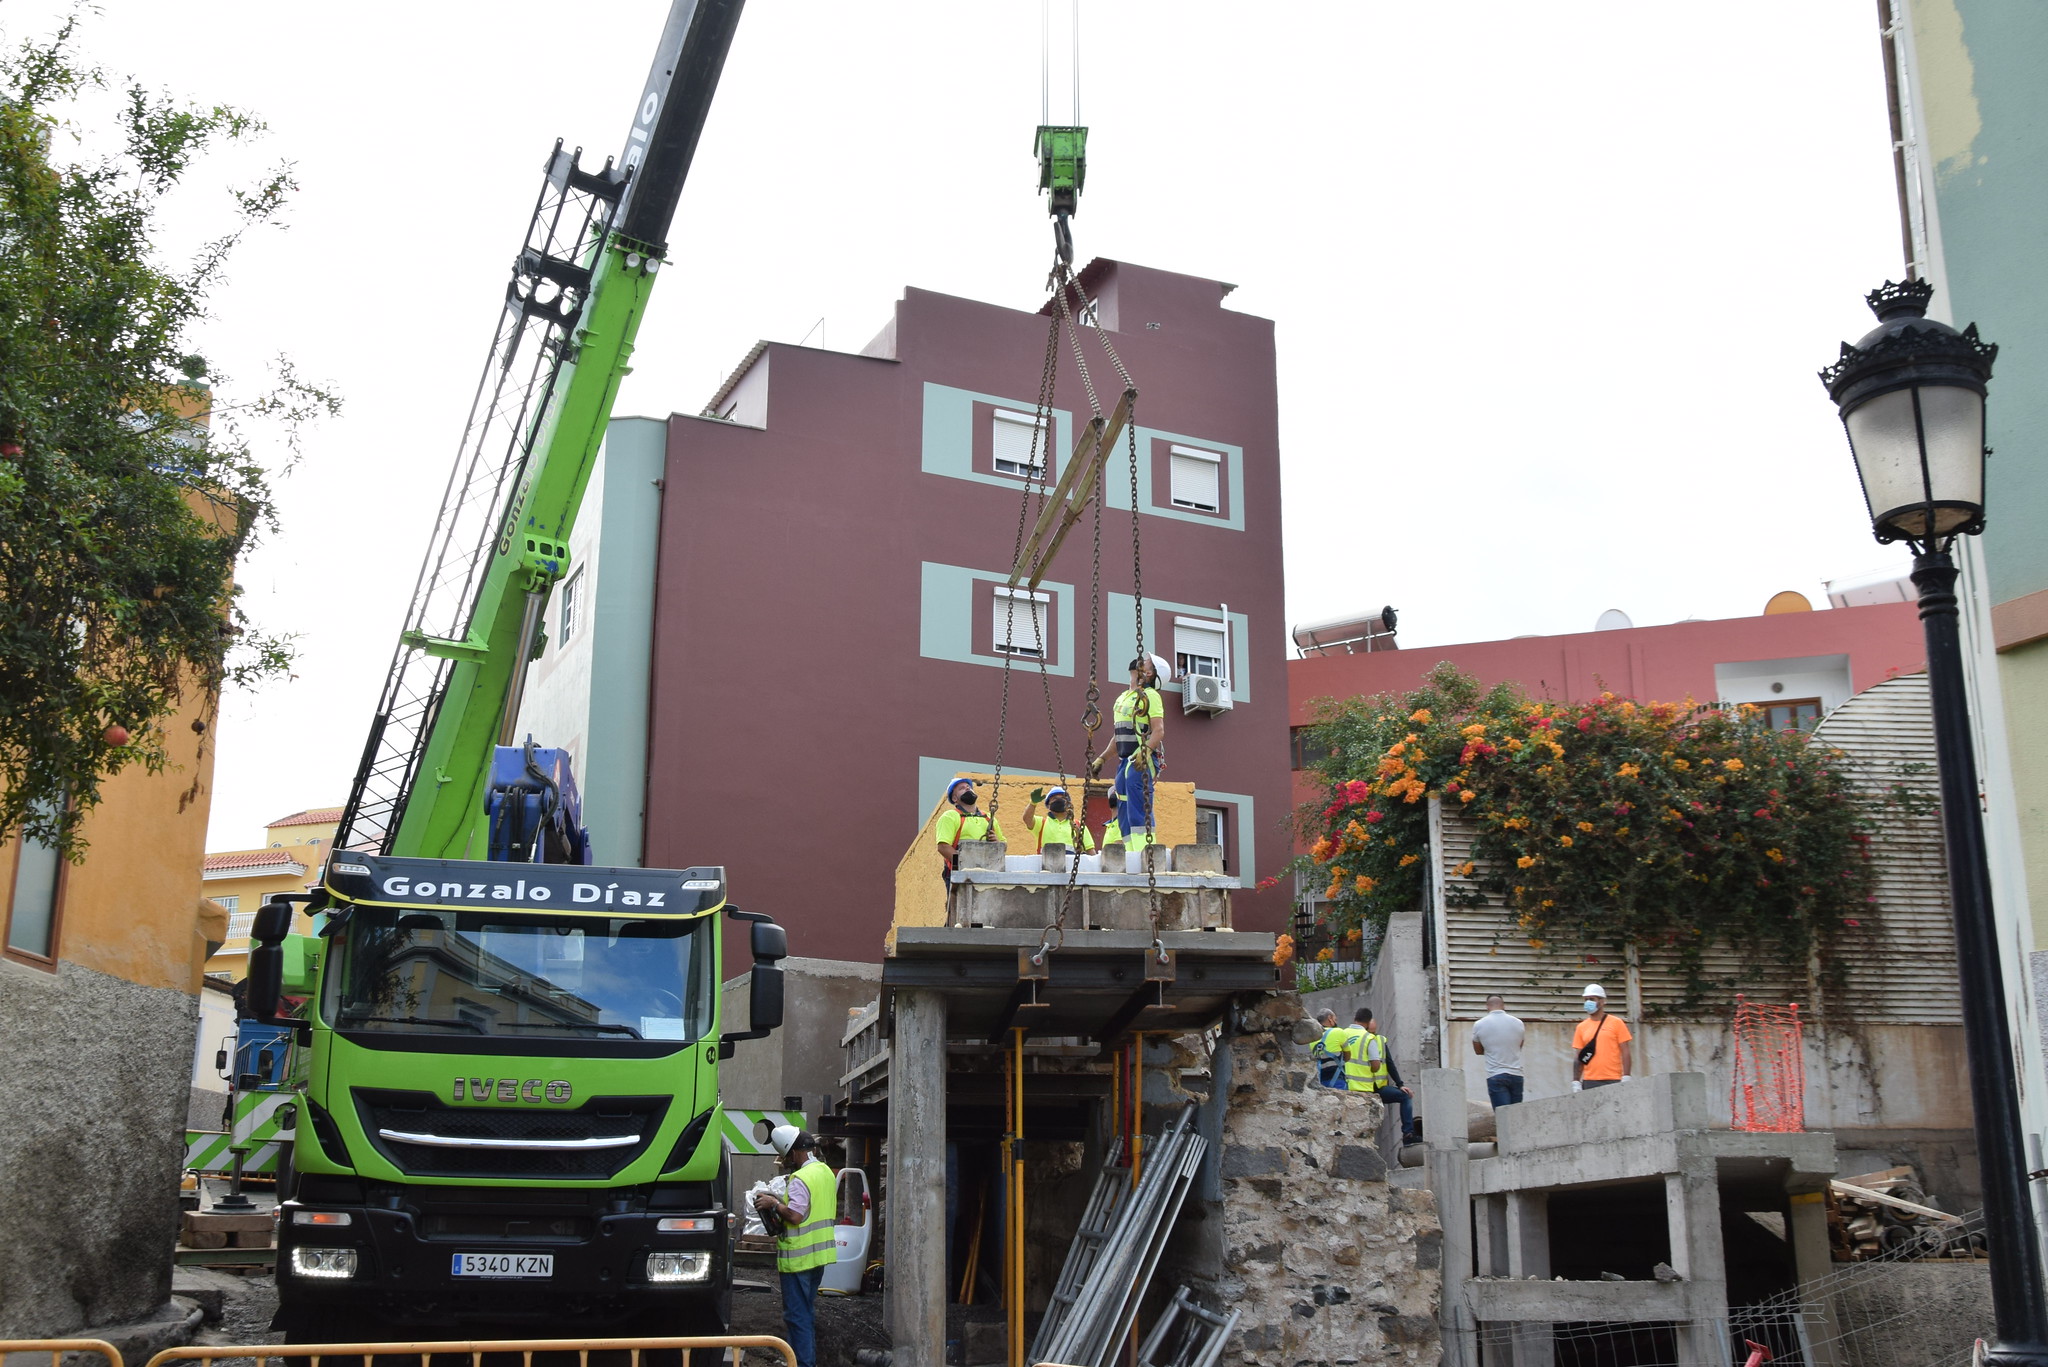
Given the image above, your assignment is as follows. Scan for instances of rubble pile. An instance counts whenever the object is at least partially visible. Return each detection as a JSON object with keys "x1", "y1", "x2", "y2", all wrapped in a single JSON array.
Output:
[{"x1": 1829, "y1": 1163, "x2": 1985, "y2": 1261}]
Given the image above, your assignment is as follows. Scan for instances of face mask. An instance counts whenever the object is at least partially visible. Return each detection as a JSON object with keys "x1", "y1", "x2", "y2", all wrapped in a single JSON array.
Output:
[
  {"x1": 1584, "y1": 999, "x2": 1601, "y2": 1014},
  {"x1": 958, "y1": 792, "x2": 976, "y2": 806},
  {"x1": 1049, "y1": 802, "x2": 1068, "y2": 816}
]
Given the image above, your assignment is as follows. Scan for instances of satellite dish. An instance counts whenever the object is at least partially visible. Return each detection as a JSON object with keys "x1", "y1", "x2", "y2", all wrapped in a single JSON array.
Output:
[
  {"x1": 1763, "y1": 590, "x2": 1814, "y2": 615},
  {"x1": 1595, "y1": 609, "x2": 1633, "y2": 632}
]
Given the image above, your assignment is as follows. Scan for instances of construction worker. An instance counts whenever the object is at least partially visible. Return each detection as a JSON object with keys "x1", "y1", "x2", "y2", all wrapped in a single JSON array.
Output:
[
  {"x1": 1571, "y1": 983, "x2": 1632, "y2": 1091},
  {"x1": 1024, "y1": 786, "x2": 1097, "y2": 856},
  {"x1": 1341, "y1": 1006, "x2": 1417, "y2": 1145},
  {"x1": 935, "y1": 778, "x2": 1005, "y2": 893},
  {"x1": 1312, "y1": 1008, "x2": 1347, "y2": 1088},
  {"x1": 1092, "y1": 655, "x2": 1168, "y2": 848},
  {"x1": 753, "y1": 1125, "x2": 837, "y2": 1367}
]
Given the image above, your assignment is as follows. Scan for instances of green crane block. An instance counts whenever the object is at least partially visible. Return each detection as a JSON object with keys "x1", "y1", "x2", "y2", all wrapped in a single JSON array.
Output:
[{"x1": 1036, "y1": 125, "x2": 1088, "y2": 217}]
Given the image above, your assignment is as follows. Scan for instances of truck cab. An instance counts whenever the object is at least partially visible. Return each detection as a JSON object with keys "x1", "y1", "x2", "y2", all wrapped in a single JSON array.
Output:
[{"x1": 251, "y1": 854, "x2": 785, "y2": 1342}]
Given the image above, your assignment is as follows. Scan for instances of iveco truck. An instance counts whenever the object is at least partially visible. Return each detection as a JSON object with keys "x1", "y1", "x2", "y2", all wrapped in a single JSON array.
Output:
[{"x1": 248, "y1": 856, "x2": 785, "y2": 1339}]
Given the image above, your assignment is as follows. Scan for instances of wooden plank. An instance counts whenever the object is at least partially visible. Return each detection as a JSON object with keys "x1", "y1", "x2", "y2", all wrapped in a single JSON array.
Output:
[
  {"x1": 1830, "y1": 1179, "x2": 1962, "y2": 1223},
  {"x1": 1010, "y1": 414, "x2": 1108, "y2": 584},
  {"x1": 1024, "y1": 389, "x2": 1135, "y2": 591}
]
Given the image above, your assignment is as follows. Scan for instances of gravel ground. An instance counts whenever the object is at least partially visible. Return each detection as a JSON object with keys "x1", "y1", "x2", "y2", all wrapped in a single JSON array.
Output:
[{"x1": 181, "y1": 1266, "x2": 892, "y2": 1366}]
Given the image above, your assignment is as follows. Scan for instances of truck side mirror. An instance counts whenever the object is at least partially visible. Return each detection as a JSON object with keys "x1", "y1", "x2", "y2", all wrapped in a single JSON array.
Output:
[
  {"x1": 252, "y1": 898, "x2": 294, "y2": 944},
  {"x1": 750, "y1": 964, "x2": 784, "y2": 1033},
  {"x1": 245, "y1": 942, "x2": 285, "y2": 1025},
  {"x1": 751, "y1": 921, "x2": 788, "y2": 963}
]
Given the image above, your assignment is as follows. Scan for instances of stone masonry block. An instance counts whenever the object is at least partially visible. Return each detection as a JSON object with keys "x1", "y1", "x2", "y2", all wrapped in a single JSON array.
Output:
[
  {"x1": 955, "y1": 840, "x2": 1007, "y2": 871},
  {"x1": 1170, "y1": 843, "x2": 1226, "y2": 874}
]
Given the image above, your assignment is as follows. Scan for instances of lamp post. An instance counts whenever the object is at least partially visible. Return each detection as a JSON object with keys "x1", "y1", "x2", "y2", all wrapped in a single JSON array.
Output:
[{"x1": 1821, "y1": 278, "x2": 2048, "y2": 1367}]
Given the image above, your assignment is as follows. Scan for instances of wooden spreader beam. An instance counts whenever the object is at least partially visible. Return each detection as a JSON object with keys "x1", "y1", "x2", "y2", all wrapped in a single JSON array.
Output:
[{"x1": 1009, "y1": 388, "x2": 1136, "y2": 591}]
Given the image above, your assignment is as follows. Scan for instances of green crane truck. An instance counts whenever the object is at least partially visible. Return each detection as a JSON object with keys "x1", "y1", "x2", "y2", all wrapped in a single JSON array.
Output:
[{"x1": 240, "y1": 0, "x2": 784, "y2": 1342}]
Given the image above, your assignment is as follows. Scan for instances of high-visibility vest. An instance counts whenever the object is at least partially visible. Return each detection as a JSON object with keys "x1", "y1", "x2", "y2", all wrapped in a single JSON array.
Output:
[
  {"x1": 1316, "y1": 1027, "x2": 1349, "y2": 1060},
  {"x1": 937, "y1": 809, "x2": 1004, "y2": 854},
  {"x1": 1112, "y1": 687, "x2": 1163, "y2": 755},
  {"x1": 1342, "y1": 1028, "x2": 1391, "y2": 1092},
  {"x1": 1035, "y1": 814, "x2": 1096, "y2": 852},
  {"x1": 776, "y1": 1159, "x2": 838, "y2": 1274}
]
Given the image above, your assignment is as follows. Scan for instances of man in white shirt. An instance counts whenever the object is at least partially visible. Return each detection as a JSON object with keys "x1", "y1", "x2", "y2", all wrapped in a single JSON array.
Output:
[{"x1": 1470, "y1": 994, "x2": 1526, "y2": 1107}]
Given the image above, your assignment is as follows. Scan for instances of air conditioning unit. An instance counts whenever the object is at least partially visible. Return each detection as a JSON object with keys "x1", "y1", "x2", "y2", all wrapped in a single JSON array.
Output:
[{"x1": 1183, "y1": 675, "x2": 1234, "y2": 715}]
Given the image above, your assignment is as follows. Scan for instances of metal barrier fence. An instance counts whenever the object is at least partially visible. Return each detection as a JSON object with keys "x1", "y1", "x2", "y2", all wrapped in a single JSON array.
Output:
[
  {"x1": 0, "y1": 1340, "x2": 127, "y2": 1367},
  {"x1": 140, "y1": 1339, "x2": 796, "y2": 1367}
]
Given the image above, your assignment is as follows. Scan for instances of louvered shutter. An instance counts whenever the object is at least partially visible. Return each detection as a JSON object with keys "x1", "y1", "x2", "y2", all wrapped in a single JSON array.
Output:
[{"x1": 993, "y1": 410, "x2": 1044, "y2": 474}]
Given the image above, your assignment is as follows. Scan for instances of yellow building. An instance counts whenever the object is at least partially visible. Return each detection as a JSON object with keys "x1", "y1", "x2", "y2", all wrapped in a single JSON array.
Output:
[
  {"x1": 0, "y1": 491, "x2": 238, "y2": 1338},
  {"x1": 199, "y1": 806, "x2": 341, "y2": 978}
]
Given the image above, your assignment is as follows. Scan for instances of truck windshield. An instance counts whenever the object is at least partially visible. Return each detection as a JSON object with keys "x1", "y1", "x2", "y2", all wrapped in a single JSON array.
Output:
[{"x1": 329, "y1": 907, "x2": 714, "y2": 1043}]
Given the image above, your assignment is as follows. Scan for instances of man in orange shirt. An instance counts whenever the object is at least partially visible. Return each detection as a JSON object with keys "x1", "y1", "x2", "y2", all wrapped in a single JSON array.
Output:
[{"x1": 1570, "y1": 983, "x2": 1632, "y2": 1091}]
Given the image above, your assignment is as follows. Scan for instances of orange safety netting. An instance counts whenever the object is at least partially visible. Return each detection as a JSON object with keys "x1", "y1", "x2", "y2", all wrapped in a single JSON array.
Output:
[{"x1": 1729, "y1": 995, "x2": 1806, "y2": 1132}]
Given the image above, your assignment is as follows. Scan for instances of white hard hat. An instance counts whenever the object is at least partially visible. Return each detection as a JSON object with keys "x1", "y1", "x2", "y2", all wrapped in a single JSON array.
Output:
[
  {"x1": 1582, "y1": 983, "x2": 1608, "y2": 998},
  {"x1": 1150, "y1": 652, "x2": 1173, "y2": 682},
  {"x1": 770, "y1": 1124, "x2": 806, "y2": 1155}
]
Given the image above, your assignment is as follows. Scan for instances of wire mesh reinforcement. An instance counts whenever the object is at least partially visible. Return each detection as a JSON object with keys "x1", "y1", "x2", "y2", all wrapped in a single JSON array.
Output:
[{"x1": 1729, "y1": 996, "x2": 1805, "y2": 1132}]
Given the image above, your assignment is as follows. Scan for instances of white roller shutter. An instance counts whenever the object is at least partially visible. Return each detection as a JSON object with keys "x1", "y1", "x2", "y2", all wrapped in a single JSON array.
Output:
[
  {"x1": 993, "y1": 410, "x2": 1044, "y2": 475},
  {"x1": 1168, "y1": 444, "x2": 1220, "y2": 511},
  {"x1": 994, "y1": 588, "x2": 1048, "y2": 656},
  {"x1": 1174, "y1": 619, "x2": 1226, "y2": 676}
]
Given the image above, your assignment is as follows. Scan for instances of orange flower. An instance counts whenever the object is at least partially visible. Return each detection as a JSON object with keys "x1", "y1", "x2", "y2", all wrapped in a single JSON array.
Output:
[
  {"x1": 1766, "y1": 848, "x2": 1785, "y2": 863},
  {"x1": 1354, "y1": 875, "x2": 1376, "y2": 894},
  {"x1": 1577, "y1": 821, "x2": 1595, "y2": 833},
  {"x1": 1398, "y1": 853, "x2": 1419, "y2": 868},
  {"x1": 1559, "y1": 835, "x2": 1574, "y2": 848},
  {"x1": 1506, "y1": 738, "x2": 1525, "y2": 752},
  {"x1": 1345, "y1": 927, "x2": 1363, "y2": 943},
  {"x1": 1409, "y1": 708, "x2": 1433, "y2": 723},
  {"x1": 1455, "y1": 861, "x2": 1475, "y2": 877},
  {"x1": 1311, "y1": 837, "x2": 1334, "y2": 862},
  {"x1": 1516, "y1": 855, "x2": 1537, "y2": 869},
  {"x1": 1672, "y1": 759, "x2": 1691, "y2": 772},
  {"x1": 1272, "y1": 934, "x2": 1296, "y2": 967},
  {"x1": 1617, "y1": 763, "x2": 1640, "y2": 778},
  {"x1": 1460, "y1": 790, "x2": 1478, "y2": 804},
  {"x1": 1724, "y1": 758, "x2": 1745, "y2": 771},
  {"x1": 1315, "y1": 946, "x2": 1335, "y2": 962}
]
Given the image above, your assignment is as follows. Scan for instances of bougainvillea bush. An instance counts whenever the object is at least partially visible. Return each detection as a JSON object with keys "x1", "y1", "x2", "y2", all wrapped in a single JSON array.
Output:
[{"x1": 1293, "y1": 664, "x2": 1880, "y2": 1005}]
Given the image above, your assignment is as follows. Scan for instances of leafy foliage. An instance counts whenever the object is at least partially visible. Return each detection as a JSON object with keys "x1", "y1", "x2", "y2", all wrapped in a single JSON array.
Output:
[
  {"x1": 0, "y1": 16, "x2": 337, "y2": 853},
  {"x1": 1295, "y1": 663, "x2": 1882, "y2": 1007}
]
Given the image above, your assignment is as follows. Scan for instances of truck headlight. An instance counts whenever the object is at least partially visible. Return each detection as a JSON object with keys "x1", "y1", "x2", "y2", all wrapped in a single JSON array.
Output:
[
  {"x1": 290, "y1": 1246, "x2": 359, "y2": 1280},
  {"x1": 645, "y1": 1251, "x2": 711, "y2": 1283}
]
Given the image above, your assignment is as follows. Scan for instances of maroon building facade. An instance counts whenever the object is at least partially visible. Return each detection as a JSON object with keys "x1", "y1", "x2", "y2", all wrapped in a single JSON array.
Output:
[{"x1": 642, "y1": 261, "x2": 1292, "y2": 964}]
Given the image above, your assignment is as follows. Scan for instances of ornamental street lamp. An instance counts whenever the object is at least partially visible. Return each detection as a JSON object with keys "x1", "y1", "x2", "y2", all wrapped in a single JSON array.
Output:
[{"x1": 1821, "y1": 279, "x2": 2047, "y2": 1367}]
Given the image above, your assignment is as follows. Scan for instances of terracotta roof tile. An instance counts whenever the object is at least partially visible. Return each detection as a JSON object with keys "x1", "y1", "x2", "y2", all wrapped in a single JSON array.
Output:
[
  {"x1": 266, "y1": 807, "x2": 345, "y2": 828},
  {"x1": 204, "y1": 850, "x2": 309, "y2": 872}
]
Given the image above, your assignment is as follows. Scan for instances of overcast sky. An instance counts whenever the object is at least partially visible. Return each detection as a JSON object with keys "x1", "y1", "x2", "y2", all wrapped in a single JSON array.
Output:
[{"x1": 4, "y1": 1, "x2": 1913, "y2": 849}]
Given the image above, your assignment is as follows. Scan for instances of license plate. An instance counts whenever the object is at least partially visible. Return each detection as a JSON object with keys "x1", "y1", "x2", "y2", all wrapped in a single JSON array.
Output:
[{"x1": 451, "y1": 1252, "x2": 554, "y2": 1279}]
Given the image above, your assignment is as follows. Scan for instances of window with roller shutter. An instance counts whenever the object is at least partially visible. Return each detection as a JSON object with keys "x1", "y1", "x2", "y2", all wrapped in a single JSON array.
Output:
[
  {"x1": 993, "y1": 586, "x2": 1050, "y2": 658},
  {"x1": 992, "y1": 409, "x2": 1046, "y2": 478},
  {"x1": 1168, "y1": 444, "x2": 1221, "y2": 511},
  {"x1": 1174, "y1": 617, "x2": 1226, "y2": 680}
]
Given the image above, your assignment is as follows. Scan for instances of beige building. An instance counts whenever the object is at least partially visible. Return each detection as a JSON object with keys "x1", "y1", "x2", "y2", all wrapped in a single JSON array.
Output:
[{"x1": 199, "y1": 806, "x2": 340, "y2": 978}]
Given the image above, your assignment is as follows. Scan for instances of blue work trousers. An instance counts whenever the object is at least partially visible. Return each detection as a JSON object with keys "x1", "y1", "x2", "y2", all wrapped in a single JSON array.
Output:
[
  {"x1": 1486, "y1": 1074, "x2": 1525, "y2": 1108},
  {"x1": 780, "y1": 1265, "x2": 825, "y2": 1367},
  {"x1": 1116, "y1": 754, "x2": 1158, "y2": 837},
  {"x1": 1377, "y1": 1083, "x2": 1415, "y2": 1139}
]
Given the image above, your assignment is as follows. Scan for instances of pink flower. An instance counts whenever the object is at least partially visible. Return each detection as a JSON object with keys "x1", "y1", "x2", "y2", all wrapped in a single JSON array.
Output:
[
  {"x1": 1343, "y1": 779, "x2": 1373, "y2": 804},
  {"x1": 1844, "y1": 918, "x2": 1862, "y2": 927},
  {"x1": 1576, "y1": 717, "x2": 1593, "y2": 732},
  {"x1": 1365, "y1": 810, "x2": 1385, "y2": 824}
]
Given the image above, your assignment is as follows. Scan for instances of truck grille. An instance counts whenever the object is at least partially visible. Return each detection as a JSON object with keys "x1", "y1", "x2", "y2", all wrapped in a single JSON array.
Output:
[{"x1": 354, "y1": 1089, "x2": 668, "y2": 1179}]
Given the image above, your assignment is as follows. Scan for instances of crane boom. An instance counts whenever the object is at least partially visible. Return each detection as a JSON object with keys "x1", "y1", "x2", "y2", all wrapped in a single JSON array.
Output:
[{"x1": 336, "y1": 0, "x2": 744, "y2": 858}]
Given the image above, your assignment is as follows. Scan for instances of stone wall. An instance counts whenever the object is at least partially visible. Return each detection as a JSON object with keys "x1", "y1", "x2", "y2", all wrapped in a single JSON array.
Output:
[
  {"x1": 1216, "y1": 994, "x2": 1442, "y2": 1366},
  {"x1": 0, "y1": 958, "x2": 198, "y2": 1335}
]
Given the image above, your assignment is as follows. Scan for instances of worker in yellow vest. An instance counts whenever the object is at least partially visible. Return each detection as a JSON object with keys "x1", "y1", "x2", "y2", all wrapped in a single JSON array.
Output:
[
  {"x1": 936, "y1": 779, "x2": 1006, "y2": 898},
  {"x1": 1311, "y1": 1008, "x2": 1347, "y2": 1088},
  {"x1": 1024, "y1": 786, "x2": 1097, "y2": 856},
  {"x1": 1091, "y1": 655, "x2": 1168, "y2": 847},
  {"x1": 753, "y1": 1126, "x2": 837, "y2": 1367},
  {"x1": 1341, "y1": 1006, "x2": 1417, "y2": 1145}
]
